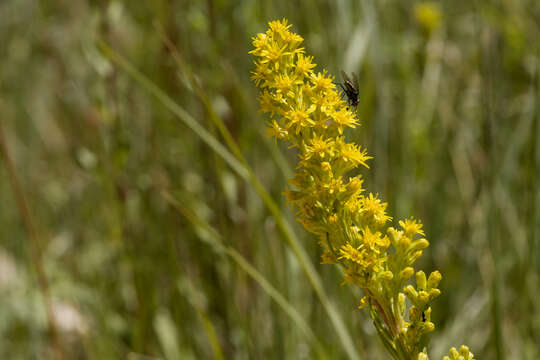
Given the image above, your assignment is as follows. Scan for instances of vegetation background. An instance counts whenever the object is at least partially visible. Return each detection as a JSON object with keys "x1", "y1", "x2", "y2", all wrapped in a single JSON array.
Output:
[{"x1": 1, "y1": 1, "x2": 539, "y2": 359}]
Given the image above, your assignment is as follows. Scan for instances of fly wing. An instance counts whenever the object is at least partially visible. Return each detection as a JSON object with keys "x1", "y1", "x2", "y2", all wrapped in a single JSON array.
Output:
[
  {"x1": 341, "y1": 70, "x2": 352, "y2": 85},
  {"x1": 340, "y1": 70, "x2": 356, "y2": 92},
  {"x1": 352, "y1": 72, "x2": 359, "y2": 90}
]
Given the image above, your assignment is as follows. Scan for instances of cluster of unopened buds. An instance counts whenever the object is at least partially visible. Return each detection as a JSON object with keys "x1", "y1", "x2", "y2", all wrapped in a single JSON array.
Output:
[{"x1": 419, "y1": 346, "x2": 474, "y2": 360}]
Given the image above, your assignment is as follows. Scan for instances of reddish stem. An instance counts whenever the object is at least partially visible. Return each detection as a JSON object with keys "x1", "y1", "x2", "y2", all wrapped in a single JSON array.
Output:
[{"x1": 366, "y1": 289, "x2": 398, "y2": 337}]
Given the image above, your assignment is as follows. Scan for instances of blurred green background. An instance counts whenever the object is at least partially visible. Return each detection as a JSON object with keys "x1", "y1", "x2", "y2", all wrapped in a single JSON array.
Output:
[{"x1": 1, "y1": 1, "x2": 539, "y2": 359}]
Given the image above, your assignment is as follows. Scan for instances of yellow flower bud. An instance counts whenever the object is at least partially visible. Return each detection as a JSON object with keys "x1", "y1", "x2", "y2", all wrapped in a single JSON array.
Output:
[
  {"x1": 411, "y1": 238, "x2": 430, "y2": 251},
  {"x1": 347, "y1": 176, "x2": 363, "y2": 193},
  {"x1": 416, "y1": 271, "x2": 427, "y2": 290},
  {"x1": 418, "y1": 291, "x2": 430, "y2": 306},
  {"x1": 429, "y1": 288, "x2": 441, "y2": 299},
  {"x1": 427, "y1": 270, "x2": 442, "y2": 289},
  {"x1": 400, "y1": 267, "x2": 415, "y2": 281},
  {"x1": 423, "y1": 321, "x2": 435, "y2": 332},
  {"x1": 404, "y1": 285, "x2": 418, "y2": 300},
  {"x1": 398, "y1": 292, "x2": 406, "y2": 315},
  {"x1": 387, "y1": 227, "x2": 400, "y2": 244},
  {"x1": 459, "y1": 345, "x2": 470, "y2": 355},
  {"x1": 379, "y1": 271, "x2": 394, "y2": 281},
  {"x1": 399, "y1": 235, "x2": 412, "y2": 248},
  {"x1": 321, "y1": 161, "x2": 332, "y2": 172}
]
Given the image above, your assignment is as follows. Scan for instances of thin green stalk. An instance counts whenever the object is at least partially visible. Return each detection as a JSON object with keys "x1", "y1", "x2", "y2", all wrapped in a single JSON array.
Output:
[
  {"x1": 155, "y1": 23, "x2": 294, "y2": 179},
  {"x1": 0, "y1": 119, "x2": 64, "y2": 360},
  {"x1": 161, "y1": 191, "x2": 327, "y2": 359},
  {"x1": 180, "y1": 279, "x2": 226, "y2": 360},
  {"x1": 98, "y1": 41, "x2": 360, "y2": 360},
  {"x1": 154, "y1": 22, "x2": 245, "y2": 164}
]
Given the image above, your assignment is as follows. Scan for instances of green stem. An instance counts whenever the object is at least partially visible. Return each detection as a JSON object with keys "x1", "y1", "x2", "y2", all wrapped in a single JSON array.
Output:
[
  {"x1": 0, "y1": 119, "x2": 64, "y2": 360},
  {"x1": 367, "y1": 289, "x2": 397, "y2": 337},
  {"x1": 367, "y1": 289, "x2": 416, "y2": 360}
]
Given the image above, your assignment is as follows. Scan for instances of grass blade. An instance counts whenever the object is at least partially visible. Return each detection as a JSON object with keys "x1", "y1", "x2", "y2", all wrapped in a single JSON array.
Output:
[
  {"x1": 162, "y1": 191, "x2": 327, "y2": 359},
  {"x1": 98, "y1": 41, "x2": 361, "y2": 359}
]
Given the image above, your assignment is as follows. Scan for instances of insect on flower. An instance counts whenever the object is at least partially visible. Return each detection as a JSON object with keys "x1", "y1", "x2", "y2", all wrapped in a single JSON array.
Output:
[{"x1": 340, "y1": 71, "x2": 359, "y2": 108}]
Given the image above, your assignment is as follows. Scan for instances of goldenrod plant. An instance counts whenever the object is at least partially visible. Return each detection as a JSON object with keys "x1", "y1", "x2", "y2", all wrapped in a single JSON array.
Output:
[{"x1": 250, "y1": 19, "x2": 474, "y2": 360}]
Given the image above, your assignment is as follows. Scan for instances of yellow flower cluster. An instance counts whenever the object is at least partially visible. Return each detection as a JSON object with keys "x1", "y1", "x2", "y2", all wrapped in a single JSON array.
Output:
[
  {"x1": 250, "y1": 18, "x2": 383, "y2": 280},
  {"x1": 414, "y1": 2, "x2": 442, "y2": 33},
  {"x1": 443, "y1": 346, "x2": 475, "y2": 360},
  {"x1": 250, "y1": 19, "x2": 473, "y2": 360},
  {"x1": 419, "y1": 345, "x2": 474, "y2": 360}
]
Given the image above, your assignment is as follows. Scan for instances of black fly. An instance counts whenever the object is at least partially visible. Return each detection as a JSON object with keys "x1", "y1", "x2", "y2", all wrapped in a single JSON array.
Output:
[{"x1": 339, "y1": 71, "x2": 359, "y2": 108}]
